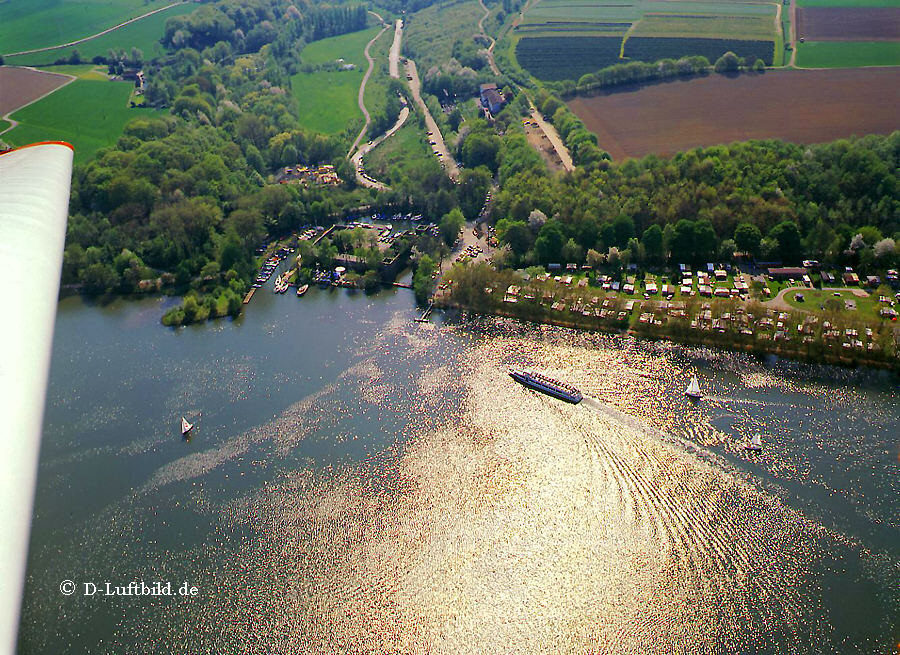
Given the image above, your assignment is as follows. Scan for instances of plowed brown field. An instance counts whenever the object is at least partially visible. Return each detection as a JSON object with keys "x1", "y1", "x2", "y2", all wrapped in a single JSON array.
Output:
[
  {"x1": 796, "y1": 7, "x2": 900, "y2": 41},
  {"x1": 567, "y1": 69, "x2": 900, "y2": 161},
  {"x1": 0, "y1": 66, "x2": 71, "y2": 116}
]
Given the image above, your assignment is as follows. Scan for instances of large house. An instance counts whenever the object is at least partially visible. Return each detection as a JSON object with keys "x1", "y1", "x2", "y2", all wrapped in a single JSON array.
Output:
[{"x1": 479, "y1": 83, "x2": 505, "y2": 115}]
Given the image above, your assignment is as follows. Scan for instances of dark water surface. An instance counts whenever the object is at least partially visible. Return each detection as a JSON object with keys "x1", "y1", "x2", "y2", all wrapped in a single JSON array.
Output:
[{"x1": 18, "y1": 288, "x2": 899, "y2": 653}]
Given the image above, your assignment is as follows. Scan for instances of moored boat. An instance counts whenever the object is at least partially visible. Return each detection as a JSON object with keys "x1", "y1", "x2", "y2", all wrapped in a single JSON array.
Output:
[
  {"x1": 509, "y1": 369, "x2": 582, "y2": 404},
  {"x1": 296, "y1": 283, "x2": 309, "y2": 297}
]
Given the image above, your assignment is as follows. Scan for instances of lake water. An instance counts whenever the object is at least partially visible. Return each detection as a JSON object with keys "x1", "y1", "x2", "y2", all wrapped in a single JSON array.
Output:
[{"x1": 18, "y1": 284, "x2": 899, "y2": 653}]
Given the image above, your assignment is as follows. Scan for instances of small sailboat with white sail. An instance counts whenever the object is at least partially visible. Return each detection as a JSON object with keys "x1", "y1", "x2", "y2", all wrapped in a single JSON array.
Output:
[
  {"x1": 181, "y1": 416, "x2": 193, "y2": 435},
  {"x1": 684, "y1": 374, "x2": 701, "y2": 399},
  {"x1": 743, "y1": 434, "x2": 763, "y2": 452}
]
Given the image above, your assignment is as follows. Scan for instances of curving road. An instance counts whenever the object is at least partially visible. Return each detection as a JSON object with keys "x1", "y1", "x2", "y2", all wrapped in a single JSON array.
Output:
[
  {"x1": 476, "y1": 0, "x2": 501, "y2": 75},
  {"x1": 347, "y1": 23, "x2": 390, "y2": 158}
]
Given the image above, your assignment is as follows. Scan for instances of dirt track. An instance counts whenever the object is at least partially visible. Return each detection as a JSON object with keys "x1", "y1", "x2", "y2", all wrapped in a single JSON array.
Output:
[{"x1": 567, "y1": 69, "x2": 900, "y2": 161}]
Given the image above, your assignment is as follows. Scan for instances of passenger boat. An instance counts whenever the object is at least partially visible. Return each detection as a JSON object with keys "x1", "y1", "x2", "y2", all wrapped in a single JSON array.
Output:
[
  {"x1": 509, "y1": 369, "x2": 582, "y2": 404},
  {"x1": 296, "y1": 283, "x2": 309, "y2": 297},
  {"x1": 685, "y1": 375, "x2": 702, "y2": 399},
  {"x1": 181, "y1": 416, "x2": 193, "y2": 435}
]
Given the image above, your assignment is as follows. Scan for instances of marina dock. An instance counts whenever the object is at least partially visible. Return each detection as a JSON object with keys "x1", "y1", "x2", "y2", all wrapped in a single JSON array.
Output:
[{"x1": 242, "y1": 288, "x2": 256, "y2": 304}]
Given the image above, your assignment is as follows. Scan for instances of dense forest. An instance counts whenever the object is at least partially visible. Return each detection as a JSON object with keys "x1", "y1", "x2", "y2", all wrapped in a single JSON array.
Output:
[
  {"x1": 59, "y1": 0, "x2": 475, "y2": 316},
  {"x1": 490, "y1": 133, "x2": 899, "y2": 271}
]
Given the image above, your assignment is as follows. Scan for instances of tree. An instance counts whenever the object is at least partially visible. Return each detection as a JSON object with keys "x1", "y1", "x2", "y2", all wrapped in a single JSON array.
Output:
[
  {"x1": 641, "y1": 224, "x2": 664, "y2": 262},
  {"x1": 496, "y1": 219, "x2": 532, "y2": 256},
  {"x1": 534, "y1": 220, "x2": 566, "y2": 263},
  {"x1": 874, "y1": 238, "x2": 896, "y2": 260},
  {"x1": 669, "y1": 219, "x2": 696, "y2": 264},
  {"x1": 714, "y1": 51, "x2": 740, "y2": 73},
  {"x1": 528, "y1": 209, "x2": 548, "y2": 233},
  {"x1": 439, "y1": 208, "x2": 465, "y2": 246},
  {"x1": 769, "y1": 221, "x2": 803, "y2": 263},
  {"x1": 562, "y1": 238, "x2": 583, "y2": 264},
  {"x1": 612, "y1": 214, "x2": 634, "y2": 248},
  {"x1": 413, "y1": 254, "x2": 436, "y2": 302},
  {"x1": 734, "y1": 222, "x2": 762, "y2": 256}
]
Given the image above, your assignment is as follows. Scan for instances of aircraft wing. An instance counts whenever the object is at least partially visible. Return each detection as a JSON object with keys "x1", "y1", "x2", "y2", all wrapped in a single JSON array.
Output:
[{"x1": 0, "y1": 142, "x2": 74, "y2": 654}]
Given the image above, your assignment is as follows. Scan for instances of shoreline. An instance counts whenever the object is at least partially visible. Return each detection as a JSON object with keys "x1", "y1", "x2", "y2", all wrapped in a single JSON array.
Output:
[{"x1": 435, "y1": 299, "x2": 900, "y2": 373}]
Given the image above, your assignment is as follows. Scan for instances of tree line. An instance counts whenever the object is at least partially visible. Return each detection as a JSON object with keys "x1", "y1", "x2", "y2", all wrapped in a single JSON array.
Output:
[{"x1": 489, "y1": 133, "x2": 899, "y2": 271}]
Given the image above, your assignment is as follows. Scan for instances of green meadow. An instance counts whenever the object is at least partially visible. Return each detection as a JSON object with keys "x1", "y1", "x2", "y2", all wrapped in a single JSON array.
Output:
[
  {"x1": 796, "y1": 41, "x2": 900, "y2": 68},
  {"x1": 290, "y1": 28, "x2": 382, "y2": 135},
  {"x1": 4, "y1": 78, "x2": 161, "y2": 164},
  {"x1": 0, "y1": 0, "x2": 175, "y2": 55},
  {"x1": 362, "y1": 120, "x2": 436, "y2": 186},
  {"x1": 4, "y1": 3, "x2": 196, "y2": 66}
]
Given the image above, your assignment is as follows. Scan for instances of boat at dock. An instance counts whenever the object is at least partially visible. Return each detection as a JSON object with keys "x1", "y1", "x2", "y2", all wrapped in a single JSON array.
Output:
[
  {"x1": 296, "y1": 283, "x2": 308, "y2": 297},
  {"x1": 509, "y1": 369, "x2": 582, "y2": 404},
  {"x1": 685, "y1": 375, "x2": 701, "y2": 399}
]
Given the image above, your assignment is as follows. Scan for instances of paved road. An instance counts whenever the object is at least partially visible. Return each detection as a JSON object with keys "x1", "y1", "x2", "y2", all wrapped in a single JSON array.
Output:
[
  {"x1": 3, "y1": 2, "x2": 188, "y2": 57},
  {"x1": 405, "y1": 59, "x2": 460, "y2": 180},
  {"x1": 389, "y1": 19, "x2": 402, "y2": 79},
  {"x1": 347, "y1": 23, "x2": 390, "y2": 158}
]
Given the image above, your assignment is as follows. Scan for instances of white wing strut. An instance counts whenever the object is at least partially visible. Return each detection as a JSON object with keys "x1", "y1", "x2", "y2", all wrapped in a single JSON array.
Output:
[{"x1": 0, "y1": 142, "x2": 73, "y2": 654}]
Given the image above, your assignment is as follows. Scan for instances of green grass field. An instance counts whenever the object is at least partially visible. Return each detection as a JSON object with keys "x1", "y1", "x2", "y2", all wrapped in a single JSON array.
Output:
[
  {"x1": 291, "y1": 70, "x2": 364, "y2": 135},
  {"x1": 783, "y1": 288, "x2": 884, "y2": 320},
  {"x1": 631, "y1": 13, "x2": 776, "y2": 40},
  {"x1": 3, "y1": 3, "x2": 195, "y2": 66},
  {"x1": 301, "y1": 26, "x2": 380, "y2": 66},
  {"x1": 363, "y1": 120, "x2": 436, "y2": 185},
  {"x1": 363, "y1": 27, "x2": 392, "y2": 120},
  {"x1": 0, "y1": 119, "x2": 11, "y2": 134},
  {"x1": 291, "y1": 29, "x2": 382, "y2": 135},
  {"x1": 4, "y1": 78, "x2": 161, "y2": 164},
  {"x1": 0, "y1": 0, "x2": 176, "y2": 55},
  {"x1": 796, "y1": 41, "x2": 900, "y2": 67}
]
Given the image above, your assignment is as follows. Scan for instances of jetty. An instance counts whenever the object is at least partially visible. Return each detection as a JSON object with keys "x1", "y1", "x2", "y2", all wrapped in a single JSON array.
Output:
[
  {"x1": 242, "y1": 288, "x2": 256, "y2": 304},
  {"x1": 415, "y1": 301, "x2": 434, "y2": 322}
]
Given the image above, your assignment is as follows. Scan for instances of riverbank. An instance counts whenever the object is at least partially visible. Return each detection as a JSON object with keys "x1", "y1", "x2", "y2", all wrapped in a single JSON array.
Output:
[
  {"x1": 435, "y1": 266, "x2": 899, "y2": 371},
  {"x1": 436, "y1": 298, "x2": 899, "y2": 371}
]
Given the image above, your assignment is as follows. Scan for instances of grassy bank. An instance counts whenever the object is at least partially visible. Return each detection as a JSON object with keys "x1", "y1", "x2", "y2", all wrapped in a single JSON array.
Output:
[{"x1": 438, "y1": 265, "x2": 899, "y2": 371}]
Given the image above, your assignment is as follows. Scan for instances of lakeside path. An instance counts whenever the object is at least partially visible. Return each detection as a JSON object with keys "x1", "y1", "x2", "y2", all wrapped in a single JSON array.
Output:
[
  {"x1": 405, "y1": 58, "x2": 460, "y2": 180},
  {"x1": 2, "y1": 2, "x2": 188, "y2": 57},
  {"x1": 347, "y1": 20, "x2": 390, "y2": 159}
]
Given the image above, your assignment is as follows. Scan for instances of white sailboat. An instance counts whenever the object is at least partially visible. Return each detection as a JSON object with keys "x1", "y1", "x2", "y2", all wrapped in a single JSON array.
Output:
[
  {"x1": 743, "y1": 434, "x2": 763, "y2": 451},
  {"x1": 685, "y1": 374, "x2": 701, "y2": 399},
  {"x1": 181, "y1": 416, "x2": 193, "y2": 435}
]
